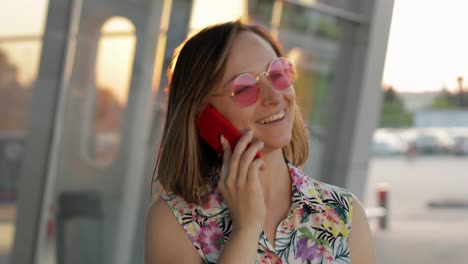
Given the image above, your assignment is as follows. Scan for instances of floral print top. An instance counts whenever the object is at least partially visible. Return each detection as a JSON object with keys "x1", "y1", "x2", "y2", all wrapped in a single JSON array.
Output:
[{"x1": 161, "y1": 162, "x2": 353, "y2": 263}]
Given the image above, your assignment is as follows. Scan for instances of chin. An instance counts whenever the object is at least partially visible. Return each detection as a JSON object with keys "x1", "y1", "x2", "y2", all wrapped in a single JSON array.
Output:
[{"x1": 264, "y1": 134, "x2": 292, "y2": 150}]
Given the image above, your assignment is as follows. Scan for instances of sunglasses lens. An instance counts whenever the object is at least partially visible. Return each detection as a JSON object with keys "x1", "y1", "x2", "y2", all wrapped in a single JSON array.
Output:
[
  {"x1": 268, "y1": 58, "x2": 294, "y2": 89},
  {"x1": 227, "y1": 58, "x2": 294, "y2": 107},
  {"x1": 231, "y1": 74, "x2": 260, "y2": 106}
]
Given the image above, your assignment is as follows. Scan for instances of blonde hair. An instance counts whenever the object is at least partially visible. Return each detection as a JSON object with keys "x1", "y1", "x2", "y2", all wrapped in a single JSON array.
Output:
[{"x1": 152, "y1": 21, "x2": 309, "y2": 204}]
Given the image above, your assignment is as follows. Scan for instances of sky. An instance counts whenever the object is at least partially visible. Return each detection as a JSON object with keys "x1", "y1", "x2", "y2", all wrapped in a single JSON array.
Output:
[
  {"x1": 382, "y1": 0, "x2": 468, "y2": 92},
  {"x1": 0, "y1": 0, "x2": 467, "y2": 100}
]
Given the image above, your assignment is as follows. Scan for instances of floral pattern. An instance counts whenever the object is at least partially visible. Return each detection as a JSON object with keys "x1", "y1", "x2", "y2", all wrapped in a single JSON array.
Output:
[{"x1": 161, "y1": 162, "x2": 353, "y2": 263}]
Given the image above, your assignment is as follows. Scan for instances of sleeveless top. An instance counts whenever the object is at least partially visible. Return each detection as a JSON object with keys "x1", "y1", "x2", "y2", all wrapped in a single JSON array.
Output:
[{"x1": 161, "y1": 162, "x2": 353, "y2": 264}]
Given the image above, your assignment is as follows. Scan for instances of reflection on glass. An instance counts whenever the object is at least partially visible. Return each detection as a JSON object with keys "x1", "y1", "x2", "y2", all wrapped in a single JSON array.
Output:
[
  {"x1": 190, "y1": 0, "x2": 246, "y2": 34},
  {"x1": 0, "y1": 43, "x2": 42, "y2": 131},
  {"x1": 249, "y1": 0, "x2": 349, "y2": 178},
  {"x1": 250, "y1": 1, "x2": 342, "y2": 131},
  {"x1": 317, "y1": 0, "x2": 365, "y2": 15},
  {"x1": 249, "y1": 0, "x2": 273, "y2": 25},
  {"x1": 0, "y1": 0, "x2": 49, "y2": 37},
  {"x1": 0, "y1": 0, "x2": 49, "y2": 261},
  {"x1": 288, "y1": 47, "x2": 334, "y2": 129},
  {"x1": 87, "y1": 17, "x2": 136, "y2": 164}
]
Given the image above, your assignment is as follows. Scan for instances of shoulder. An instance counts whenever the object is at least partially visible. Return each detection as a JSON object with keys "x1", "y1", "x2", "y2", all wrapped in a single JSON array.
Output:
[
  {"x1": 288, "y1": 162, "x2": 375, "y2": 261},
  {"x1": 144, "y1": 197, "x2": 201, "y2": 264},
  {"x1": 309, "y1": 179, "x2": 354, "y2": 229},
  {"x1": 310, "y1": 179, "x2": 375, "y2": 262},
  {"x1": 348, "y1": 194, "x2": 376, "y2": 263},
  {"x1": 312, "y1": 179, "x2": 353, "y2": 202},
  {"x1": 289, "y1": 162, "x2": 353, "y2": 216}
]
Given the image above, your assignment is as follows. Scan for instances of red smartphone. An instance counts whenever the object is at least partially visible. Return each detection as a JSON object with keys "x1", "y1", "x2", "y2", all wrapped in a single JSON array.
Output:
[{"x1": 197, "y1": 105, "x2": 261, "y2": 159}]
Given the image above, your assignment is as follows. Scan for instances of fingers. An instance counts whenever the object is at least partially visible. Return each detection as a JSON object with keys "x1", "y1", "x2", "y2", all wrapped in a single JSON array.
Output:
[
  {"x1": 229, "y1": 130, "x2": 254, "y2": 174},
  {"x1": 218, "y1": 132, "x2": 267, "y2": 232},
  {"x1": 237, "y1": 140, "x2": 264, "y2": 186},
  {"x1": 219, "y1": 130, "x2": 263, "y2": 191},
  {"x1": 226, "y1": 130, "x2": 254, "y2": 186},
  {"x1": 247, "y1": 158, "x2": 264, "y2": 187},
  {"x1": 219, "y1": 135, "x2": 231, "y2": 185}
]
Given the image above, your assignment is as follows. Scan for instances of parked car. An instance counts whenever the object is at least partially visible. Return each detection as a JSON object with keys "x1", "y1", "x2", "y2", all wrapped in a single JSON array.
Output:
[
  {"x1": 453, "y1": 135, "x2": 468, "y2": 156},
  {"x1": 414, "y1": 128, "x2": 455, "y2": 155},
  {"x1": 372, "y1": 129, "x2": 408, "y2": 156}
]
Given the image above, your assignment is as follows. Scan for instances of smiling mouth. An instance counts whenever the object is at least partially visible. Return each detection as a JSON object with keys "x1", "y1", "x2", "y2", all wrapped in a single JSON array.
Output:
[{"x1": 257, "y1": 110, "x2": 285, "y2": 124}]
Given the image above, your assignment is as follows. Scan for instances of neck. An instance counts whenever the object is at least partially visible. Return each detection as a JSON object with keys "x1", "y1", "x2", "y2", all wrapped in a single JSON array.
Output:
[{"x1": 258, "y1": 149, "x2": 291, "y2": 204}]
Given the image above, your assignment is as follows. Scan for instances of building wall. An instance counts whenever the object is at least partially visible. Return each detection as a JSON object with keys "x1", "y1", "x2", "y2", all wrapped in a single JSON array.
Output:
[{"x1": 415, "y1": 110, "x2": 468, "y2": 128}]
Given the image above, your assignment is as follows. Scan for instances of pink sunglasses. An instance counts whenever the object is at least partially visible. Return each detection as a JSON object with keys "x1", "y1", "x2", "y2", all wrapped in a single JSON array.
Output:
[{"x1": 212, "y1": 57, "x2": 295, "y2": 107}]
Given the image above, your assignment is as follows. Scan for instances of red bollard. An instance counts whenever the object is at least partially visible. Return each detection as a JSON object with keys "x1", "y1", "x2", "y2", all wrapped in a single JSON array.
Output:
[{"x1": 376, "y1": 184, "x2": 389, "y2": 230}]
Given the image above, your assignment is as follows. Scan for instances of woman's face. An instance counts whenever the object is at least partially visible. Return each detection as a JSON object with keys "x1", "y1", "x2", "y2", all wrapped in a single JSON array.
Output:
[{"x1": 208, "y1": 31, "x2": 296, "y2": 153}]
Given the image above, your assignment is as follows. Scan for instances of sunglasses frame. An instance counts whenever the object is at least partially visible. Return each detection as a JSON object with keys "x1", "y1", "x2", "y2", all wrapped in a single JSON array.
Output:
[{"x1": 210, "y1": 57, "x2": 294, "y2": 103}]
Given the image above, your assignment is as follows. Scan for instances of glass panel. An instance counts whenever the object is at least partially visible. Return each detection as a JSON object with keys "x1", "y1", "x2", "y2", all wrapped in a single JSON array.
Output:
[
  {"x1": 87, "y1": 17, "x2": 136, "y2": 164},
  {"x1": 249, "y1": 0, "x2": 353, "y2": 177},
  {"x1": 0, "y1": 0, "x2": 49, "y2": 37},
  {"x1": 284, "y1": 0, "x2": 368, "y2": 17},
  {"x1": 248, "y1": 0, "x2": 273, "y2": 26},
  {"x1": 190, "y1": 0, "x2": 246, "y2": 33},
  {"x1": 317, "y1": 0, "x2": 367, "y2": 15},
  {"x1": 0, "y1": 0, "x2": 49, "y2": 263},
  {"x1": 31, "y1": 1, "x2": 166, "y2": 263}
]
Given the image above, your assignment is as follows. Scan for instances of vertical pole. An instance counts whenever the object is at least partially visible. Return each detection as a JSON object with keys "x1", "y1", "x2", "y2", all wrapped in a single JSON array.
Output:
[
  {"x1": 377, "y1": 183, "x2": 389, "y2": 230},
  {"x1": 270, "y1": 0, "x2": 283, "y2": 39}
]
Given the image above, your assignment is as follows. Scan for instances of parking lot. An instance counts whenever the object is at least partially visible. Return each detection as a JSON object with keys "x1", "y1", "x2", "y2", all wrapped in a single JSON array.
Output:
[
  {"x1": 372, "y1": 127, "x2": 468, "y2": 156},
  {"x1": 366, "y1": 156, "x2": 468, "y2": 264}
]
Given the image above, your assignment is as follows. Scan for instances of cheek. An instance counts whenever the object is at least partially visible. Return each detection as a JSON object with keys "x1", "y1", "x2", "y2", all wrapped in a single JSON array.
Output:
[
  {"x1": 283, "y1": 88, "x2": 296, "y2": 108},
  {"x1": 212, "y1": 102, "x2": 253, "y2": 130},
  {"x1": 288, "y1": 87, "x2": 296, "y2": 101},
  {"x1": 228, "y1": 110, "x2": 255, "y2": 130},
  {"x1": 286, "y1": 89, "x2": 296, "y2": 122}
]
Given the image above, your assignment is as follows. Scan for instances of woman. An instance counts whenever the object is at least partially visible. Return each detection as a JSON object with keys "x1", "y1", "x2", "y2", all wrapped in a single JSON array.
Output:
[{"x1": 145, "y1": 21, "x2": 375, "y2": 263}]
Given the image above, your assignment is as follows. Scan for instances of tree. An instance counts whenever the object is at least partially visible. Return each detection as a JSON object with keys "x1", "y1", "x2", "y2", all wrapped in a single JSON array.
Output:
[
  {"x1": 0, "y1": 49, "x2": 32, "y2": 132},
  {"x1": 94, "y1": 86, "x2": 123, "y2": 132},
  {"x1": 379, "y1": 85, "x2": 413, "y2": 128},
  {"x1": 428, "y1": 80, "x2": 468, "y2": 110},
  {"x1": 456, "y1": 76, "x2": 468, "y2": 108},
  {"x1": 0, "y1": 49, "x2": 123, "y2": 133}
]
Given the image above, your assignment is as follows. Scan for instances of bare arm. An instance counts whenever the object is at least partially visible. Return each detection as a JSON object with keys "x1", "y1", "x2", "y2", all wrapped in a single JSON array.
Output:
[
  {"x1": 216, "y1": 227, "x2": 260, "y2": 264},
  {"x1": 145, "y1": 197, "x2": 260, "y2": 264},
  {"x1": 216, "y1": 132, "x2": 265, "y2": 263},
  {"x1": 349, "y1": 194, "x2": 376, "y2": 264},
  {"x1": 144, "y1": 198, "x2": 201, "y2": 264},
  {"x1": 145, "y1": 132, "x2": 265, "y2": 264}
]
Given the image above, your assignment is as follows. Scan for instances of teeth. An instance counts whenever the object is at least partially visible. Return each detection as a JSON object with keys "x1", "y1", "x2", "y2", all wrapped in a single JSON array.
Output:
[{"x1": 259, "y1": 110, "x2": 285, "y2": 124}]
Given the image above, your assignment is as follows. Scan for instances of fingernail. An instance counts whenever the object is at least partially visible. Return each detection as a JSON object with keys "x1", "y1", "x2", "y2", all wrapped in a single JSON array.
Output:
[
  {"x1": 247, "y1": 130, "x2": 254, "y2": 136},
  {"x1": 220, "y1": 135, "x2": 226, "y2": 145}
]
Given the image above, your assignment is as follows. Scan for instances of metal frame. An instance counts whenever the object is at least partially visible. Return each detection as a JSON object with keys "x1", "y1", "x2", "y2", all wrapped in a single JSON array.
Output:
[
  {"x1": 11, "y1": 0, "x2": 75, "y2": 263},
  {"x1": 286, "y1": 0, "x2": 368, "y2": 24},
  {"x1": 318, "y1": 0, "x2": 394, "y2": 199},
  {"x1": 343, "y1": 0, "x2": 395, "y2": 197}
]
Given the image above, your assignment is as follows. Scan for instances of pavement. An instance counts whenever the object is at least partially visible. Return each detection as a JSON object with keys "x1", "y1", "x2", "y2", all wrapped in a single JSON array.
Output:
[{"x1": 365, "y1": 156, "x2": 468, "y2": 264}]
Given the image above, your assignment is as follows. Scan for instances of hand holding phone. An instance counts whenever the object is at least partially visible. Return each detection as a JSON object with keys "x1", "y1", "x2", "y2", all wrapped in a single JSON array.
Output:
[{"x1": 197, "y1": 105, "x2": 261, "y2": 159}]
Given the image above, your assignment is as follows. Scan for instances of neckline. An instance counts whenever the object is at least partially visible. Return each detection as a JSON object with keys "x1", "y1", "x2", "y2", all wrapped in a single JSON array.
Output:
[{"x1": 259, "y1": 162, "x2": 301, "y2": 251}]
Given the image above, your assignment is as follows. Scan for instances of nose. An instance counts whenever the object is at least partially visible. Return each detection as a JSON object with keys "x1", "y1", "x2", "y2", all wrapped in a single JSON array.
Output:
[{"x1": 258, "y1": 75, "x2": 282, "y2": 106}]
